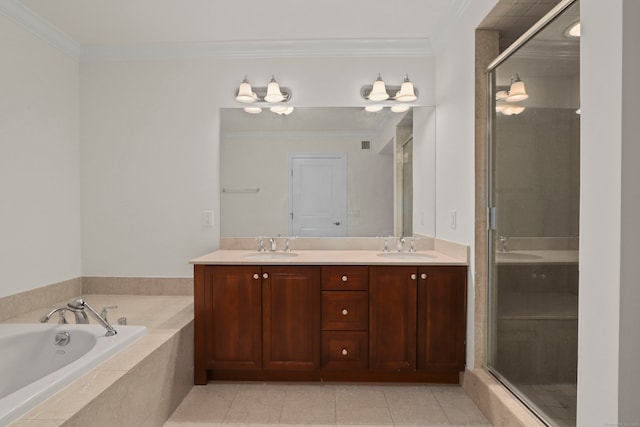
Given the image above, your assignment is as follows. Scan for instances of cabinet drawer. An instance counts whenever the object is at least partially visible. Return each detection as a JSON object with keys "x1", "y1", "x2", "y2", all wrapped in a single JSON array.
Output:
[
  {"x1": 322, "y1": 266, "x2": 368, "y2": 290},
  {"x1": 322, "y1": 331, "x2": 368, "y2": 370},
  {"x1": 322, "y1": 291, "x2": 368, "y2": 330}
]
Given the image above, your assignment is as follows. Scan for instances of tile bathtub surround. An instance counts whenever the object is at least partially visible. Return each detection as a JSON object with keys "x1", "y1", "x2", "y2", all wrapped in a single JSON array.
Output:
[
  {"x1": 0, "y1": 277, "x2": 82, "y2": 322},
  {"x1": 220, "y1": 236, "x2": 438, "y2": 252},
  {"x1": 164, "y1": 382, "x2": 492, "y2": 427},
  {"x1": 5, "y1": 294, "x2": 194, "y2": 427},
  {"x1": 82, "y1": 277, "x2": 194, "y2": 296}
]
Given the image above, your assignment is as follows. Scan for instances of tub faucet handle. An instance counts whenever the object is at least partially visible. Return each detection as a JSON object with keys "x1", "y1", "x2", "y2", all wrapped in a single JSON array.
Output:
[
  {"x1": 58, "y1": 309, "x2": 68, "y2": 324},
  {"x1": 100, "y1": 305, "x2": 118, "y2": 322}
]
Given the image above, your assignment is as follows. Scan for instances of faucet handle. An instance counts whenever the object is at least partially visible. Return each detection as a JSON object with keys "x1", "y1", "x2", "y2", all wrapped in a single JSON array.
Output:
[{"x1": 100, "y1": 305, "x2": 118, "y2": 322}]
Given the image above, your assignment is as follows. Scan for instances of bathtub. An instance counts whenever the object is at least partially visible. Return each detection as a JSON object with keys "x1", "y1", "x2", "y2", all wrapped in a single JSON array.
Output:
[{"x1": 0, "y1": 323, "x2": 146, "y2": 426}]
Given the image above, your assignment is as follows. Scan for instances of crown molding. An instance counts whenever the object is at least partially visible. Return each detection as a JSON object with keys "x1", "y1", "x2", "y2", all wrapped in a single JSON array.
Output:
[
  {"x1": 80, "y1": 38, "x2": 433, "y2": 62},
  {"x1": 2, "y1": 0, "x2": 433, "y2": 62},
  {"x1": 221, "y1": 130, "x2": 379, "y2": 142},
  {"x1": 0, "y1": 0, "x2": 80, "y2": 58}
]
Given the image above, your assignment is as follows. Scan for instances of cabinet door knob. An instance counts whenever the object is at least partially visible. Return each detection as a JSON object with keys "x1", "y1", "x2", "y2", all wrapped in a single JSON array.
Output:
[
  {"x1": 421, "y1": 273, "x2": 427, "y2": 280},
  {"x1": 341, "y1": 275, "x2": 348, "y2": 282},
  {"x1": 341, "y1": 308, "x2": 348, "y2": 316},
  {"x1": 411, "y1": 274, "x2": 417, "y2": 280},
  {"x1": 253, "y1": 273, "x2": 260, "y2": 280},
  {"x1": 262, "y1": 273, "x2": 269, "y2": 279},
  {"x1": 341, "y1": 348, "x2": 348, "y2": 356}
]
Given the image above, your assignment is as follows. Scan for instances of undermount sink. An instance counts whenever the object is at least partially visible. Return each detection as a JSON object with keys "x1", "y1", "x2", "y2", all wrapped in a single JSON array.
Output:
[
  {"x1": 243, "y1": 252, "x2": 299, "y2": 260},
  {"x1": 377, "y1": 252, "x2": 435, "y2": 260},
  {"x1": 496, "y1": 252, "x2": 541, "y2": 260}
]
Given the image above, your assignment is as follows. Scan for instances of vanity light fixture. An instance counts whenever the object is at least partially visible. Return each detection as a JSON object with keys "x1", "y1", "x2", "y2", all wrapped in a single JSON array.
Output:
[
  {"x1": 361, "y1": 74, "x2": 419, "y2": 113},
  {"x1": 506, "y1": 74, "x2": 528, "y2": 102},
  {"x1": 496, "y1": 104, "x2": 525, "y2": 116},
  {"x1": 565, "y1": 21, "x2": 581, "y2": 38},
  {"x1": 390, "y1": 104, "x2": 411, "y2": 113},
  {"x1": 270, "y1": 106, "x2": 294, "y2": 116},
  {"x1": 235, "y1": 75, "x2": 292, "y2": 115}
]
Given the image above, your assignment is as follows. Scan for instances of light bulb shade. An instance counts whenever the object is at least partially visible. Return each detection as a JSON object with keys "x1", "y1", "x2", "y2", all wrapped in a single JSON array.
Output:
[
  {"x1": 502, "y1": 105, "x2": 525, "y2": 115},
  {"x1": 395, "y1": 77, "x2": 417, "y2": 102},
  {"x1": 270, "y1": 106, "x2": 294, "y2": 115},
  {"x1": 507, "y1": 78, "x2": 528, "y2": 102},
  {"x1": 243, "y1": 106, "x2": 262, "y2": 114},
  {"x1": 365, "y1": 104, "x2": 384, "y2": 112},
  {"x1": 368, "y1": 76, "x2": 389, "y2": 101},
  {"x1": 235, "y1": 79, "x2": 256, "y2": 103},
  {"x1": 391, "y1": 104, "x2": 410, "y2": 113},
  {"x1": 495, "y1": 91, "x2": 509, "y2": 101},
  {"x1": 264, "y1": 77, "x2": 285, "y2": 103}
]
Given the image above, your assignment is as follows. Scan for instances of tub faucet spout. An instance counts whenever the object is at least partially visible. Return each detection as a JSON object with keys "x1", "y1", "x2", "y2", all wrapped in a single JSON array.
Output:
[{"x1": 67, "y1": 298, "x2": 117, "y2": 336}]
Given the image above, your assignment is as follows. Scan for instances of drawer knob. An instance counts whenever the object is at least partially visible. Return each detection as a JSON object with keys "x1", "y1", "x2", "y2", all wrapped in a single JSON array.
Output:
[
  {"x1": 421, "y1": 273, "x2": 427, "y2": 280},
  {"x1": 341, "y1": 308, "x2": 348, "y2": 316},
  {"x1": 253, "y1": 273, "x2": 260, "y2": 280},
  {"x1": 262, "y1": 273, "x2": 269, "y2": 279},
  {"x1": 341, "y1": 275, "x2": 348, "y2": 282},
  {"x1": 341, "y1": 348, "x2": 348, "y2": 356},
  {"x1": 411, "y1": 274, "x2": 417, "y2": 280}
]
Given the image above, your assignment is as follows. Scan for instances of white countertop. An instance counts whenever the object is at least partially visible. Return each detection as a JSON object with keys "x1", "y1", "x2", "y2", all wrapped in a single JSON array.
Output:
[
  {"x1": 494, "y1": 250, "x2": 579, "y2": 265},
  {"x1": 190, "y1": 249, "x2": 467, "y2": 266}
]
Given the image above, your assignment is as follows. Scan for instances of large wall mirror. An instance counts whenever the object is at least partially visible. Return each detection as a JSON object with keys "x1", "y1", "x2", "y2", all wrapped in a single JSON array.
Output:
[{"x1": 220, "y1": 106, "x2": 436, "y2": 238}]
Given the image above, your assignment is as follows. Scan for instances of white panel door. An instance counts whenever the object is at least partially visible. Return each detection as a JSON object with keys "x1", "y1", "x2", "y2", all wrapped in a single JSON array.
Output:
[{"x1": 290, "y1": 154, "x2": 347, "y2": 237}]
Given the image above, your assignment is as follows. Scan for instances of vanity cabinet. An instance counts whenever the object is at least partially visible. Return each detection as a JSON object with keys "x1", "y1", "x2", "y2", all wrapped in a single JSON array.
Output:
[
  {"x1": 417, "y1": 266, "x2": 467, "y2": 374},
  {"x1": 262, "y1": 266, "x2": 321, "y2": 371},
  {"x1": 194, "y1": 264, "x2": 320, "y2": 384},
  {"x1": 321, "y1": 266, "x2": 369, "y2": 371},
  {"x1": 369, "y1": 266, "x2": 417, "y2": 372},
  {"x1": 193, "y1": 262, "x2": 466, "y2": 384}
]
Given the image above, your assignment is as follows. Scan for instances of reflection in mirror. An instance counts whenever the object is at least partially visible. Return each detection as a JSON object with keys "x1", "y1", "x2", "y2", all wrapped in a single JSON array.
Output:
[{"x1": 220, "y1": 107, "x2": 435, "y2": 238}]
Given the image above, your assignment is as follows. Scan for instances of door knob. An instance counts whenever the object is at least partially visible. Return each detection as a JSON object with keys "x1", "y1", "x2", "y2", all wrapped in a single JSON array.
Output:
[
  {"x1": 333, "y1": 221, "x2": 341, "y2": 226},
  {"x1": 253, "y1": 273, "x2": 260, "y2": 280},
  {"x1": 411, "y1": 274, "x2": 417, "y2": 280},
  {"x1": 262, "y1": 273, "x2": 269, "y2": 279}
]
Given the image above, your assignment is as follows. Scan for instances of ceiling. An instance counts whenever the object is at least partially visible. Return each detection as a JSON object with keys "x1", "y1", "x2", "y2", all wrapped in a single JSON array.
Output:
[{"x1": 18, "y1": 0, "x2": 454, "y2": 46}]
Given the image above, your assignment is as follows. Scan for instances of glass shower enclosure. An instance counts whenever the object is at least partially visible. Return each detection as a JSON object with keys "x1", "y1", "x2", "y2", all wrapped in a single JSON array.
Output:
[{"x1": 486, "y1": 1, "x2": 580, "y2": 426}]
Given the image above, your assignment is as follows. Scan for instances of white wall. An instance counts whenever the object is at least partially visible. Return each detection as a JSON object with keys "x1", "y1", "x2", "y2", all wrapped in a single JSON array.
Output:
[
  {"x1": 0, "y1": 15, "x2": 81, "y2": 298},
  {"x1": 579, "y1": 0, "x2": 640, "y2": 424},
  {"x1": 433, "y1": 0, "x2": 498, "y2": 369},
  {"x1": 80, "y1": 56, "x2": 434, "y2": 277}
]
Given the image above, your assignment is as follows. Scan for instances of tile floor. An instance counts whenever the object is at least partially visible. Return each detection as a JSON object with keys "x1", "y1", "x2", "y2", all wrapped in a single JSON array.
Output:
[{"x1": 164, "y1": 382, "x2": 492, "y2": 427}]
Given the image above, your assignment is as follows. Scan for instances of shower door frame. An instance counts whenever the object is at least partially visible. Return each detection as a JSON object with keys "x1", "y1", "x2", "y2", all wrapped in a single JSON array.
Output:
[{"x1": 485, "y1": 0, "x2": 580, "y2": 424}]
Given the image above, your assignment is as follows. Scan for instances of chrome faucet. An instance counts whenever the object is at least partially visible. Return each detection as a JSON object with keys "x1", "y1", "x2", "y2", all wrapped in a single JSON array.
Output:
[
  {"x1": 269, "y1": 237, "x2": 277, "y2": 252},
  {"x1": 498, "y1": 236, "x2": 509, "y2": 252},
  {"x1": 41, "y1": 305, "x2": 88, "y2": 324},
  {"x1": 67, "y1": 298, "x2": 118, "y2": 336},
  {"x1": 396, "y1": 237, "x2": 406, "y2": 252},
  {"x1": 41, "y1": 307, "x2": 69, "y2": 324}
]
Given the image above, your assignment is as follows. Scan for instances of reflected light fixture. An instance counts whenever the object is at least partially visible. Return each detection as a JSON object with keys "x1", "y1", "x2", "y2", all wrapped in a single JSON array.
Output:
[
  {"x1": 507, "y1": 74, "x2": 528, "y2": 102},
  {"x1": 365, "y1": 104, "x2": 384, "y2": 113},
  {"x1": 361, "y1": 74, "x2": 419, "y2": 113},
  {"x1": 270, "y1": 106, "x2": 294, "y2": 116},
  {"x1": 496, "y1": 104, "x2": 525, "y2": 116},
  {"x1": 566, "y1": 21, "x2": 581, "y2": 38},
  {"x1": 243, "y1": 107, "x2": 262, "y2": 114},
  {"x1": 235, "y1": 75, "x2": 292, "y2": 114},
  {"x1": 391, "y1": 104, "x2": 410, "y2": 113}
]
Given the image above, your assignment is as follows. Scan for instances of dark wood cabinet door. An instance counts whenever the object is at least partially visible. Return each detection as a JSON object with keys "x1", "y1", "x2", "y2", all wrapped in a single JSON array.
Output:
[
  {"x1": 262, "y1": 266, "x2": 321, "y2": 371},
  {"x1": 206, "y1": 265, "x2": 262, "y2": 371},
  {"x1": 417, "y1": 266, "x2": 467, "y2": 373},
  {"x1": 369, "y1": 266, "x2": 417, "y2": 372}
]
